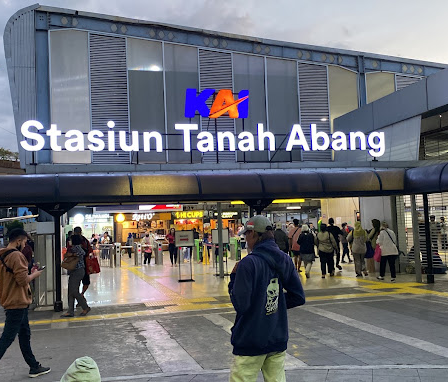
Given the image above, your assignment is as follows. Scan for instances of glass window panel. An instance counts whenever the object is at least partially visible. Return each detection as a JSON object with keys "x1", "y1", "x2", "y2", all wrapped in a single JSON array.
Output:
[
  {"x1": 233, "y1": 54, "x2": 268, "y2": 162},
  {"x1": 127, "y1": 38, "x2": 165, "y2": 163},
  {"x1": 127, "y1": 38, "x2": 163, "y2": 72},
  {"x1": 266, "y1": 58, "x2": 300, "y2": 162},
  {"x1": 50, "y1": 30, "x2": 90, "y2": 164},
  {"x1": 366, "y1": 72, "x2": 395, "y2": 104},
  {"x1": 164, "y1": 43, "x2": 200, "y2": 163},
  {"x1": 328, "y1": 66, "x2": 358, "y2": 130}
]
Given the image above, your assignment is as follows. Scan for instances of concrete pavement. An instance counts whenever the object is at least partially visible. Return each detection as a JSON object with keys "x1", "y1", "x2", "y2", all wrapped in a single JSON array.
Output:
[{"x1": 2, "y1": 255, "x2": 448, "y2": 380}]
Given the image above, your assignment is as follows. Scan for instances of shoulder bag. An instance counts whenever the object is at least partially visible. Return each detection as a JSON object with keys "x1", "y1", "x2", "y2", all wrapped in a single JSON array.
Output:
[{"x1": 61, "y1": 251, "x2": 79, "y2": 271}]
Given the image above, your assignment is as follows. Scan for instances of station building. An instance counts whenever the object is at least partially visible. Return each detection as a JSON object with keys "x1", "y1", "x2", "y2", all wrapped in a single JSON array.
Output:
[{"x1": 3, "y1": 4, "x2": 448, "y2": 308}]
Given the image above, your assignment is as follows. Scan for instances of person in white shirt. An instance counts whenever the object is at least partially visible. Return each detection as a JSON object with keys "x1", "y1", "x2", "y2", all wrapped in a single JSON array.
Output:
[{"x1": 376, "y1": 222, "x2": 398, "y2": 282}]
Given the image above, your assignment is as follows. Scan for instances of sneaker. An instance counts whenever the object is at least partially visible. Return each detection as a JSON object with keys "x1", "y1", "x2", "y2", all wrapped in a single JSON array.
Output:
[
  {"x1": 322, "y1": 275, "x2": 325, "y2": 278},
  {"x1": 330, "y1": 272, "x2": 335, "y2": 277},
  {"x1": 337, "y1": 265, "x2": 342, "y2": 270},
  {"x1": 305, "y1": 272, "x2": 310, "y2": 279},
  {"x1": 376, "y1": 276, "x2": 384, "y2": 280},
  {"x1": 356, "y1": 274, "x2": 362, "y2": 277},
  {"x1": 29, "y1": 364, "x2": 51, "y2": 378},
  {"x1": 341, "y1": 260, "x2": 347, "y2": 263},
  {"x1": 391, "y1": 278, "x2": 396, "y2": 282}
]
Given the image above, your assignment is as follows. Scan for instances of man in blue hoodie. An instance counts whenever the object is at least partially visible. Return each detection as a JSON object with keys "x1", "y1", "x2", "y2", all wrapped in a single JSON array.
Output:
[{"x1": 228, "y1": 215, "x2": 305, "y2": 382}]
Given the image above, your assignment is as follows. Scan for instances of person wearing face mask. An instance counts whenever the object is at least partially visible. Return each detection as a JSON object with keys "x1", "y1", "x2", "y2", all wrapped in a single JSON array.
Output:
[
  {"x1": 0, "y1": 229, "x2": 51, "y2": 378},
  {"x1": 142, "y1": 233, "x2": 153, "y2": 265}
]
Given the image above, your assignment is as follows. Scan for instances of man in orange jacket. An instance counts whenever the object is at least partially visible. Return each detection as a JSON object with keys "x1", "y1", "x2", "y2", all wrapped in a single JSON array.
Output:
[{"x1": 0, "y1": 228, "x2": 51, "y2": 378}]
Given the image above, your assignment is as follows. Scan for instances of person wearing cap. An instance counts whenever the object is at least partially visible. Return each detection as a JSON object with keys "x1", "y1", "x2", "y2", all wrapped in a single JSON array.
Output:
[
  {"x1": 0, "y1": 229, "x2": 51, "y2": 378},
  {"x1": 274, "y1": 222, "x2": 289, "y2": 254},
  {"x1": 297, "y1": 224, "x2": 316, "y2": 278},
  {"x1": 229, "y1": 215, "x2": 305, "y2": 382}
]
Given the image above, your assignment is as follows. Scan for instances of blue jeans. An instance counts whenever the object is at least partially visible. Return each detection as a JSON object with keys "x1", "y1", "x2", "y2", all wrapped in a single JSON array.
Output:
[{"x1": 0, "y1": 308, "x2": 39, "y2": 368}]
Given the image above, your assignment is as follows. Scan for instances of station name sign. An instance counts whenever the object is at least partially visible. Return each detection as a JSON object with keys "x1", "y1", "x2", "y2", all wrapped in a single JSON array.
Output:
[{"x1": 20, "y1": 121, "x2": 385, "y2": 158}]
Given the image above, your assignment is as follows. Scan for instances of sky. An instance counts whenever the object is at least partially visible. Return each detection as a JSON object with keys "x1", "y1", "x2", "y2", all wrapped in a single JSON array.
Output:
[{"x1": 1, "y1": 0, "x2": 448, "y2": 152}]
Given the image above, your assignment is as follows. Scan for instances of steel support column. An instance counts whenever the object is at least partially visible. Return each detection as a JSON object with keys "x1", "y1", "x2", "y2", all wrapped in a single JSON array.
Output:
[
  {"x1": 422, "y1": 194, "x2": 434, "y2": 283},
  {"x1": 217, "y1": 202, "x2": 224, "y2": 278},
  {"x1": 410, "y1": 195, "x2": 422, "y2": 283}
]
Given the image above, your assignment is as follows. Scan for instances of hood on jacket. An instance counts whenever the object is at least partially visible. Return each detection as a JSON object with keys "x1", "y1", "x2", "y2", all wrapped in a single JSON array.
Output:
[{"x1": 353, "y1": 222, "x2": 366, "y2": 237}]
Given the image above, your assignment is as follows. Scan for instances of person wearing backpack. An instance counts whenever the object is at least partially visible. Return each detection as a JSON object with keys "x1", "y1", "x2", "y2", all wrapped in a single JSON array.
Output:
[
  {"x1": 274, "y1": 222, "x2": 289, "y2": 254},
  {"x1": 0, "y1": 228, "x2": 50, "y2": 378},
  {"x1": 376, "y1": 222, "x2": 399, "y2": 282},
  {"x1": 229, "y1": 215, "x2": 305, "y2": 382},
  {"x1": 315, "y1": 224, "x2": 338, "y2": 278},
  {"x1": 297, "y1": 224, "x2": 316, "y2": 279},
  {"x1": 347, "y1": 222, "x2": 368, "y2": 277}
]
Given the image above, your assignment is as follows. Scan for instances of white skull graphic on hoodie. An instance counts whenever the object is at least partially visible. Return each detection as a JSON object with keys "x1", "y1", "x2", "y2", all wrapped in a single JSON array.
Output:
[{"x1": 265, "y1": 278, "x2": 279, "y2": 315}]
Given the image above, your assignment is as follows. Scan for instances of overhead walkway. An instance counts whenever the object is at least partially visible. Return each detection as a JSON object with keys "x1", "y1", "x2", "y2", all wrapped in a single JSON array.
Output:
[{"x1": 0, "y1": 164, "x2": 447, "y2": 207}]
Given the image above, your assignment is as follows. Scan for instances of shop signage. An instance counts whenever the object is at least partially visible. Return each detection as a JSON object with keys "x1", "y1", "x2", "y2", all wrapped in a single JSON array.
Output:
[
  {"x1": 132, "y1": 213, "x2": 155, "y2": 221},
  {"x1": 214, "y1": 211, "x2": 240, "y2": 219},
  {"x1": 174, "y1": 211, "x2": 204, "y2": 219},
  {"x1": 139, "y1": 204, "x2": 182, "y2": 211},
  {"x1": 184, "y1": 89, "x2": 249, "y2": 119},
  {"x1": 84, "y1": 214, "x2": 110, "y2": 223}
]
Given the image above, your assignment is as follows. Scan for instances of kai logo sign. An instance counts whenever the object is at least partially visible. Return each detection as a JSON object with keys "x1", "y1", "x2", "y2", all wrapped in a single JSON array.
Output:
[{"x1": 184, "y1": 89, "x2": 249, "y2": 119}]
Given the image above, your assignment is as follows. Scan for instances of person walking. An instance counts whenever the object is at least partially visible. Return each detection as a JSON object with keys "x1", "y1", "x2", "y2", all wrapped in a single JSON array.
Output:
[
  {"x1": 274, "y1": 222, "x2": 289, "y2": 254},
  {"x1": 297, "y1": 224, "x2": 316, "y2": 278},
  {"x1": 0, "y1": 228, "x2": 51, "y2": 378},
  {"x1": 228, "y1": 215, "x2": 305, "y2": 382},
  {"x1": 367, "y1": 219, "x2": 381, "y2": 274},
  {"x1": 126, "y1": 233, "x2": 134, "y2": 259},
  {"x1": 340, "y1": 223, "x2": 352, "y2": 263},
  {"x1": 327, "y1": 218, "x2": 343, "y2": 271},
  {"x1": 288, "y1": 219, "x2": 302, "y2": 272},
  {"x1": 61, "y1": 235, "x2": 91, "y2": 318},
  {"x1": 376, "y1": 222, "x2": 399, "y2": 282},
  {"x1": 142, "y1": 234, "x2": 153, "y2": 264},
  {"x1": 165, "y1": 228, "x2": 177, "y2": 266},
  {"x1": 71, "y1": 227, "x2": 93, "y2": 305},
  {"x1": 315, "y1": 224, "x2": 337, "y2": 278},
  {"x1": 202, "y1": 233, "x2": 212, "y2": 263},
  {"x1": 347, "y1": 222, "x2": 368, "y2": 277}
]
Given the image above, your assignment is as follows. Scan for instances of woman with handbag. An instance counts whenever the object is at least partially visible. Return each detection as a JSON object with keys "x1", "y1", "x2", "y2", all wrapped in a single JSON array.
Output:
[
  {"x1": 347, "y1": 222, "x2": 368, "y2": 277},
  {"x1": 315, "y1": 224, "x2": 337, "y2": 278},
  {"x1": 376, "y1": 222, "x2": 399, "y2": 282},
  {"x1": 60, "y1": 235, "x2": 91, "y2": 317}
]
